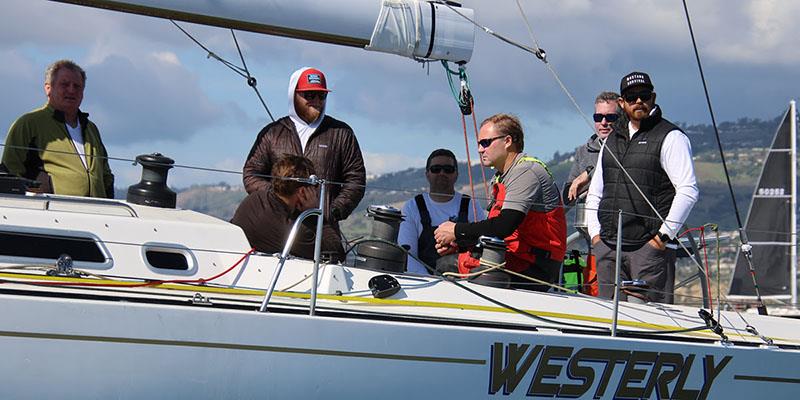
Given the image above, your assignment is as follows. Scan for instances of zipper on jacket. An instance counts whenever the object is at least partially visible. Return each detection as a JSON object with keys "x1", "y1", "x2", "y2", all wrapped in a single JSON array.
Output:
[{"x1": 64, "y1": 123, "x2": 93, "y2": 196}]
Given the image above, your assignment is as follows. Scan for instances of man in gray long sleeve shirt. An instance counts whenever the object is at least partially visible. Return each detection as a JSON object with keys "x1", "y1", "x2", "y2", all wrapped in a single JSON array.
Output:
[
  {"x1": 563, "y1": 91, "x2": 619, "y2": 205},
  {"x1": 586, "y1": 72, "x2": 699, "y2": 303}
]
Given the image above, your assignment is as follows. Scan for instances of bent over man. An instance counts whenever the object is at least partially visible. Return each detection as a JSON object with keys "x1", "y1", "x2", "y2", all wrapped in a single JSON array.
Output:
[
  {"x1": 243, "y1": 67, "x2": 366, "y2": 260},
  {"x1": 232, "y1": 155, "x2": 341, "y2": 259},
  {"x1": 434, "y1": 114, "x2": 566, "y2": 291},
  {"x1": 3, "y1": 59, "x2": 114, "y2": 197},
  {"x1": 586, "y1": 71, "x2": 698, "y2": 303}
]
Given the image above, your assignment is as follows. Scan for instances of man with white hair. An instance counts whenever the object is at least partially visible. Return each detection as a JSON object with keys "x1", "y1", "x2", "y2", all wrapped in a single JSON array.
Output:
[{"x1": 3, "y1": 59, "x2": 114, "y2": 197}]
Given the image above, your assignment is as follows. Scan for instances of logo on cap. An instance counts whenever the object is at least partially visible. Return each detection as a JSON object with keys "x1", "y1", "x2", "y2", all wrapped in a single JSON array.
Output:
[
  {"x1": 626, "y1": 74, "x2": 647, "y2": 86},
  {"x1": 296, "y1": 68, "x2": 331, "y2": 92},
  {"x1": 306, "y1": 74, "x2": 322, "y2": 85},
  {"x1": 620, "y1": 71, "x2": 653, "y2": 93}
]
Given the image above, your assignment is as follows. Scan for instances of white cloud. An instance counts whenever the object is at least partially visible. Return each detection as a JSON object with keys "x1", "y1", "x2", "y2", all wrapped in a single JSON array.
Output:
[
  {"x1": 150, "y1": 51, "x2": 181, "y2": 66},
  {"x1": 3, "y1": 0, "x2": 800, "y2": 180},
  {"x1": 703, "y1": 0, "x2": 800, "y2": 64},
  {"x1": 363, "y1": 152, "x2": 424, "y2": 176}
]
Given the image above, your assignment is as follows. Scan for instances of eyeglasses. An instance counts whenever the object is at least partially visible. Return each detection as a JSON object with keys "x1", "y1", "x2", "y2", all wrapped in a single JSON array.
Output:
[
  {"x1": 592, "y1": 113, "x2": 619, "y2": 123},
  {"x1": 298, "y1": 91, "x2": 328, "y2": 101},
  {"x1": 477, "y1": 135, "x2": 508, "y2": 148},
  {"x1": 428, "y1": 164, "x2": 456, "y2": 174},
  {"x1": 622, "y1": 90, "x2": 653, "y2": 103}
]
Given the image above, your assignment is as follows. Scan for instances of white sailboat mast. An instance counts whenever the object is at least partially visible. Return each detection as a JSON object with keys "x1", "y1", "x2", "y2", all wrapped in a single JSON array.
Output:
[{"x1": 791, "y1": 99, "x2": 797, "y2": 308}]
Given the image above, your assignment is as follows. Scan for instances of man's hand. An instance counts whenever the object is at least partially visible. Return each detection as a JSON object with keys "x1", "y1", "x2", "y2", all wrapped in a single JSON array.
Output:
[
  {"x1": 435, "y1": 241, "x2": 458, "y2": 256},
  {"x1": 434, "y1": 221, "x2": 457, "y2": 247},
  {"x1": 591, "y1": 235, "x2": 601, "y2": 246},
  {"x1": 568, "y1": 171, "x2": 590, "y2": 201},
  {"x1": 649, "y1": 234, "x2": 667, "y2": 250}
]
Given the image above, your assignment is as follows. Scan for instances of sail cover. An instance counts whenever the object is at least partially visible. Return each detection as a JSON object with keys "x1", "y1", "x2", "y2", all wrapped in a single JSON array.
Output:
[
  {"x1": 50, "y1": 0, "x2": 474, "y2": 63},
  {"x1": 729, "y1": 106, "x2": 795, "y2": 298}
]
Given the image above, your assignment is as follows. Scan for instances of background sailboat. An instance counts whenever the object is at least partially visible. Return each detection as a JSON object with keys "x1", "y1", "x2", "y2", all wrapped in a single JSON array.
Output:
[{"x1": 728, "y1": 100, "x2": 798, "y2": 309}]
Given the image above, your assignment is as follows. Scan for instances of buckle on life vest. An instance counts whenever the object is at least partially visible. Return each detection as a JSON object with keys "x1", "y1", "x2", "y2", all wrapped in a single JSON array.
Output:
[
  {"x1": 529, "y1": 247, "x2": 551, "y2": 260},
  {"x1": 470, "y1": 247, "x2": 482, "y2": 260}
]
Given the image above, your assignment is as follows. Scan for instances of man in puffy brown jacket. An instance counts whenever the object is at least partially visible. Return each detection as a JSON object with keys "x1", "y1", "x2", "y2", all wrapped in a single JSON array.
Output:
[{"x1": 243, "y1": 67, "x2": 366, "y2": 260}]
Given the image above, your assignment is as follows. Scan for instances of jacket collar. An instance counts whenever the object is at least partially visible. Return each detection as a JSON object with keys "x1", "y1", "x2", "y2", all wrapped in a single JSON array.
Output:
[
  {"x1": 638, "y1": 104, "x2": 663, "y2": 132},
  {"x1": 47, "y1": 104, "x2": 89, "y2": 126},
  {"x1": 611, "y1": 104, "x2": 663, "y2": 140},
  {"x1": 586, "y1": 133, "x2": 602, "y2": 152}
]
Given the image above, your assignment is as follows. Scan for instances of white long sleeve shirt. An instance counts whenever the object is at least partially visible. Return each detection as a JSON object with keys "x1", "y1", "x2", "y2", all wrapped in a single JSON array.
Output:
[{"x1": 586, "y1": 119, "x2": 699, "y2": 240}]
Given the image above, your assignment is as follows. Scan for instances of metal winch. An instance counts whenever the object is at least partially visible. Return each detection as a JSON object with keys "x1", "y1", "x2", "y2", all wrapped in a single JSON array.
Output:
[
  {"x1": 353, "y1": 205, "x2": 406, "y2": 273},
  {"x1": 127, "y1": 153, "x2": 177, "y2": 208}
]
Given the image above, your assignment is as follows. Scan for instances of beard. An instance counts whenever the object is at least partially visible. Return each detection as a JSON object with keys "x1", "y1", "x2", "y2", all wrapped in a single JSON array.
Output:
[{"x1": 298, "y1": 104, "x2": 322, "y2": 124}]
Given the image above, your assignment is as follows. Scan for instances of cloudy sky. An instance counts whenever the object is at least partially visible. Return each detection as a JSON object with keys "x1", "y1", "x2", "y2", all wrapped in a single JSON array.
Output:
[{"x1": 1, "y1": 0, "x2": 799, "y2": 189}]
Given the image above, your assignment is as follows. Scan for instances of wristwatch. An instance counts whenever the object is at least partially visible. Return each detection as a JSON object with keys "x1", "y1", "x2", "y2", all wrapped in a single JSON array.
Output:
[{"x1": 658, "y1": 233, "x2": 671, "y2": 243}]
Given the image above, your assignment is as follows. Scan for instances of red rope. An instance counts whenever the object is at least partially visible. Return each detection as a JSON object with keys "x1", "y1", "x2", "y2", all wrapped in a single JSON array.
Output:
[
  {"x1": 9, "y1": 248, "x2": 256, "y2": 288},
  {"x1": 461, "y1": 114, "x2": 479, "y2": 220},
  {"x1": 678, "y1": 226, "x2": 714, "y2": 312}
]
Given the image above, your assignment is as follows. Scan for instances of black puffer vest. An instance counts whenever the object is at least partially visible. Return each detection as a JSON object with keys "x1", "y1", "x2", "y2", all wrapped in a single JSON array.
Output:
[{"x1": 599, "y1": 106, "x2": 681, "y2": 248}]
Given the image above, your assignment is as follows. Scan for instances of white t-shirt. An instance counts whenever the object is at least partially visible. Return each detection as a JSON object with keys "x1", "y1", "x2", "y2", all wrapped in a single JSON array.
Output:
[
  {"x1": 65, "y1": 122, "x2": 88, "y2": 169},
  {"x1": 398, "y1": 192, "x2": 485, "y2": 274}
]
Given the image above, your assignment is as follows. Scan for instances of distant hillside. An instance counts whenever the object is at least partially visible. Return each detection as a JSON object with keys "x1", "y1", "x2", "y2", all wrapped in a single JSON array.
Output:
[
  {"x1": 133, "y1": 115, "x2": 782, "y2": 239},
  {"x1": 549, "y1": 115, "x2": 780, "y2": 165},
  {"x1": 176, "y1": 183, "x2": 246, "y2": 221}
]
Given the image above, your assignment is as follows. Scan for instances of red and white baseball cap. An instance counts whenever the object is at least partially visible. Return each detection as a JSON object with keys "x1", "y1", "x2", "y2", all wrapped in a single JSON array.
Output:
[{"x1": 295, "y1": 68, "x2": 331, "y2": 92}]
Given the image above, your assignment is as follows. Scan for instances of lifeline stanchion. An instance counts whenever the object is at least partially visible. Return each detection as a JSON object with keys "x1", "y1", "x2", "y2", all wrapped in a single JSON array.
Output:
[
  {"x1": 611, "y1": 209, "x2": 623, "y2": 337},
  {"x1": 309, "y1": 178, "x2": 326, "y2": 316},
  {"x1": 259, "y1": 176, "x2": 325, "y2": 314}
]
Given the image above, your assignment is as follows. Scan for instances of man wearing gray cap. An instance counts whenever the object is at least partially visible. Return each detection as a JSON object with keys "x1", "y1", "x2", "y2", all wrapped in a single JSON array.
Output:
[{"x1": 585, "y1": 71, "x2": 698, "y2": 303}]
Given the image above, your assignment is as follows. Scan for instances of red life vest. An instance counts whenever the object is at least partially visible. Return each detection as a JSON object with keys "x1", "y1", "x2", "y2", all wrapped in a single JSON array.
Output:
[{"x1": 457, "y1": 157, "x2": 567, "y2": 274}]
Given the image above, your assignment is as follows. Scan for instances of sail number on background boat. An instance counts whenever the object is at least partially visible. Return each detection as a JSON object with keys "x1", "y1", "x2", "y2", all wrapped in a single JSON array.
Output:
[{"x1": 488, "y1": 342, "x2": 731, "y2": 399}]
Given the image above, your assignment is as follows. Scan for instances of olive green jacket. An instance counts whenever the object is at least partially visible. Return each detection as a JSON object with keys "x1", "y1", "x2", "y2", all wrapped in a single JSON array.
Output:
[{"x1": 2, "y1": 104, "x2": 114, "y2": 198}]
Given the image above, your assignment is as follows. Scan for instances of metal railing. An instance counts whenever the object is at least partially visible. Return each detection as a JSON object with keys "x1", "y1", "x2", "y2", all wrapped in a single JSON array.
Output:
[{"x1": 259, "y1": 176, "x2": 326, "y2": 315}]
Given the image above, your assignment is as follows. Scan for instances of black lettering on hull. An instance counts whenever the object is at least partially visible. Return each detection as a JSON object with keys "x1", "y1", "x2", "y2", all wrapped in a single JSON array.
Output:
[{"x1": 487, "y1": 343, "x2": 732, "y2": 399}]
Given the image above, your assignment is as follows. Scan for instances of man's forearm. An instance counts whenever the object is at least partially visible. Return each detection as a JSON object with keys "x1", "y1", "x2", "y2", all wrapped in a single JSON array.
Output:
[{"x1": 455, "y1": 209, "x2": 526, "y2": 240}]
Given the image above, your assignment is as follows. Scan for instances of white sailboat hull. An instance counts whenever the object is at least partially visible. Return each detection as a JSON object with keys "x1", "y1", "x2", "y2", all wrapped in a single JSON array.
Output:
[{"x1": 2, "y1": 292, "x2": 798, "y2": 399}]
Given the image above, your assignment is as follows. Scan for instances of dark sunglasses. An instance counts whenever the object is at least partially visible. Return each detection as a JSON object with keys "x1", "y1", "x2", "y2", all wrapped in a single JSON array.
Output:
[
  {"x1": 298, "y1": 91, "x2": 328, "y2": 101},
  {"x1": 477, "y1": 135, "x2": 508, "y2": 148},
  {"x1": 622, "y1": 90, "x2": 653, "y2": 103},
  {"x1": 429, "y1": 164, "x2": 456, "y2": 174},
  {"x1": 592, "y1": 113, "x2": 619, "y2": 123}
]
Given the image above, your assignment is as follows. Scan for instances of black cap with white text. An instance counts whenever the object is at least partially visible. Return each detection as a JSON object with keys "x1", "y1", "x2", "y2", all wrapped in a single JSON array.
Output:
[{"x1": 620, "y1": 71, "x2": 654, "y2": 94}]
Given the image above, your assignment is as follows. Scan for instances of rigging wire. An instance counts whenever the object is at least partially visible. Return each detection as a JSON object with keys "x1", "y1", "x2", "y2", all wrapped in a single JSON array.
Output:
[
  {"x1": 436, "y1": 0, "x2": 772, "y2": 331},
  {"x1": 517, "y1": 0, "x2": 772, "y2": 329},
  {"x1": 680, "y1": 0, "x2": 767, "y2": 315},
  {"x1": 435, "y1": 0, "x2": 594, "y2": 133},
  {"x1": 436, "y1": 1, "x2": 719, "y2": 302},
  {"x1": 170, "y1": 20, "x2": 277, "y2": 123},
  {"x1": 4, "y1": 141, "x2": 799, "y2": 248},
  {"x1": 469, "y1": 99, "x2": 491, "y2": 201},
  {"x1": 460, "y1": 115, "x2": 479, "y2": 219},
  {"x1": 511, "y1": 0, "x2": 593, "y2": 132},
  {"x1": 436, "y1": 0, "x2": 713, "y2": 278}
]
